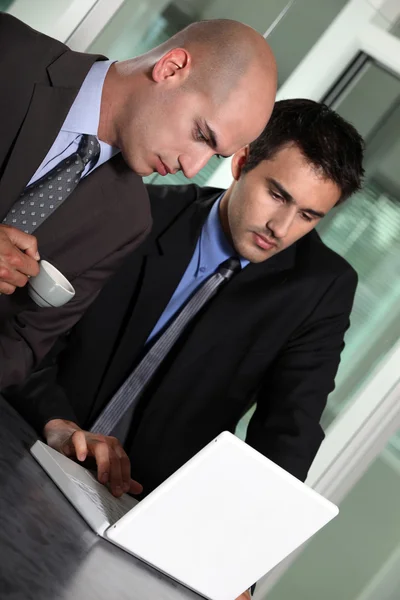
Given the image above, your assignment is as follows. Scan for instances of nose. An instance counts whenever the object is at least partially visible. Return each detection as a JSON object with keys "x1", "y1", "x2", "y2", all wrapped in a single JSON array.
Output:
[
  {"x1": 267, "y1": 205, "x2": 297, "y2": 239},
  {"x1": 179, "y1": 149, "x2": 213, "y2": 179}
]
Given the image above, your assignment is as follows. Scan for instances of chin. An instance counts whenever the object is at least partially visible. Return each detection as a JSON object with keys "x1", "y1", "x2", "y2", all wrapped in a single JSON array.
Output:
[
  {"x1": 244, "y1": 245, "x2": 276, "y2": 264},
  {"x1": 120, "y1": 150, "x2": 150, "y2": 176},
  {"x1": 233, "y1": 239, "x2": 258, "y2": 264},
  {"x1": 136, "y1": 168, "x2": 153, "y2": 177}
]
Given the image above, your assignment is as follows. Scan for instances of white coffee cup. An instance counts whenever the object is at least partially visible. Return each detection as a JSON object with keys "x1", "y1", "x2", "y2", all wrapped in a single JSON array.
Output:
[{"x1": 28, "y1": 260, "x2": 75, "y2": 308}]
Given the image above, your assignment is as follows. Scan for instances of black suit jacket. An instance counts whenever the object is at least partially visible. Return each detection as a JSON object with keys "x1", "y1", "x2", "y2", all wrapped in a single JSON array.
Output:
[
  {"x1": 10, "y1": 183, "x2": 358, "y2": 494},
  {"x1": 0, "y1": 14, "x2": 151, "y2": 389}
]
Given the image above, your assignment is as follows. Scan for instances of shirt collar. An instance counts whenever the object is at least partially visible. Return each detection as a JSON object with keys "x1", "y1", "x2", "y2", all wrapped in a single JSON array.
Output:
[
  {"x1": 199, "y1": 193, "x2": 249, "y2": 273},
  {"x1": 61, "y1": 60, "x2": 115, "y2": 136}
]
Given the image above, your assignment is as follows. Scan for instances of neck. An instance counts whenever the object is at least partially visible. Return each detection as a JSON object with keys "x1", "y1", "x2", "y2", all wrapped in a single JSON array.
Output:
[
  {"x1": 97, "y1": 59, "x2": 145, "y2": 147},
  {"x1": 98, "y1": 62, "x2": 119, "y2": 146},
  {"x1": 218, "y1": 186, "x2": 234, "y2": 246}
]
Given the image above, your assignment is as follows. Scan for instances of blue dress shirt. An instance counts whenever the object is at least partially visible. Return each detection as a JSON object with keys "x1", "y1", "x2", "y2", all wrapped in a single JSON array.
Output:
[
  {"x1": 28, "y1": 60, "x2": 119, "y2": 187},
  {"x1": 147, "y1": 194, "x2": 249, "y2": 343}
]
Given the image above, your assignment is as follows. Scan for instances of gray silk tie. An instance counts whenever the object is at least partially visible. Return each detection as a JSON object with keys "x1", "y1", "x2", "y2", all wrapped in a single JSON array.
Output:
[
  {"x1": 90, "y1": 257, "x2": 241, "y2": 439},
  {"x1": 3, "y1": 134, "x2": 100, "y2": 234}
]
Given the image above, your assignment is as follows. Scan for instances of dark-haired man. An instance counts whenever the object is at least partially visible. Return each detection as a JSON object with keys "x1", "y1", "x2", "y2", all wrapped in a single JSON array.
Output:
[{"x1": 10, "y1": 98, "x2": 364, "y2": 501}]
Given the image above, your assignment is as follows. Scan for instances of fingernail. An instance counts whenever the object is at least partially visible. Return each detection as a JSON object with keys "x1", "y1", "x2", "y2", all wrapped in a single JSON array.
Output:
[
  {"x1": 101, "y1": 473, "x2": 108, "y2": 484},
  {"x1": 35, "y1": 252, "x2": 40, "y2": 260},
  {"x1": 115, "y1": 486, "x2": 122, "y2": 496}
]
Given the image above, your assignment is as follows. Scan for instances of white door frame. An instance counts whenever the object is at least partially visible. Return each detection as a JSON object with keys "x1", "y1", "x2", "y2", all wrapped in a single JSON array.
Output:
[{"x1": 246, "y1": 0, "x2": 400, "y2": 597}]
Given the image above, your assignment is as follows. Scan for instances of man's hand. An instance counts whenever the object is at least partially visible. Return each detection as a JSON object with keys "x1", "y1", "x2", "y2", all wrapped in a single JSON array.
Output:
[
  {"x1": 43, "y1": 419, "x2": 143, "y2": 498},
  {"x1": 235, "y1": 591, "x2": 251, "y2": 600},
  {"x1": 0, "y1": 224, "x2": 40, "y2": 294}
]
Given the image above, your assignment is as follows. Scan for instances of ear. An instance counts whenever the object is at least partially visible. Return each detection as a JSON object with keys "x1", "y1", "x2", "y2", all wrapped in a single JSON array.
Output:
[
  {"x1": 152, "y1": 48, "x2": 191, "y2": 85},
  {"x1": 231, "y1": 146, "x2": 250, "y2": 181}
]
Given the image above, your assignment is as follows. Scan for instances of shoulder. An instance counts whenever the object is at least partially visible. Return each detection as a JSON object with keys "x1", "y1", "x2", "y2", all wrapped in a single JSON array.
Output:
[
  {"x1": 297, "y1": 229, "x2": 357, "y2": 284},
  {"x1": 0, "y1": 13, "x2": 67, "y2": 59},
  {"x1": 145, "y1": 182, "x2": 223, "y2": 220},
  {"x1": 146, "y1": 183, "x2": 222, "y2": 206}
]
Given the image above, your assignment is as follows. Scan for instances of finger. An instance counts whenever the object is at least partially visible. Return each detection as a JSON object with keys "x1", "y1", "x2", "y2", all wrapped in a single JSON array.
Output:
[
  {"x1": 5, "y1": 226, "x2": 40, "y2": 261},
  {"x1": 129, "y1": 478, "x2": 143, "y2": 496},
  {"x1": 114, "y1": 443, "x2": 132, "y2": 493},
  {"x1": 92, "y1": 441, "x2": 111, "y2": 487},
  {"x1": 71, "y1": 430, "x2": 88, "y2": 462},
  {"x1": 0, "y1": 264, "x2": 29, "y2": 289},
  {"x1": 0, "y1": 248, "x2": 39, "y2": 278},
  {"x1": 9, "y1": 250, "x2": 40, "y2": 278},
  {"x1": 107, "y1": 445, "x2": 124, "y2": 497},
  {"x1": 0, "y1": 280, "x2": 16, "y2": 295}
]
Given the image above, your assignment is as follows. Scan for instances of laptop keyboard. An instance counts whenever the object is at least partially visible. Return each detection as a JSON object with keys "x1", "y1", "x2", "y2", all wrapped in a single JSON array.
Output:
[{"x1": 69, "y1": 474, "x2": 136, "y2": 525}]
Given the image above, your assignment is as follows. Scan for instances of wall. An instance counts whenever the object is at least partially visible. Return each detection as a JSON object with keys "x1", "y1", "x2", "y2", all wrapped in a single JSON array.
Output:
[{"x1": 266, "y1": 453, "x2": 400, "y2": 600}]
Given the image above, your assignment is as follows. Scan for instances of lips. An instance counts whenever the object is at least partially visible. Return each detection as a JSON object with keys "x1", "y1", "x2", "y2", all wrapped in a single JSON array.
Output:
[
  {"x1": 253, "y1": 232, "x2": 277, "y2": 251},
  {"x1": 155, "y1": 157, "x2": 169, "y2": 176}
]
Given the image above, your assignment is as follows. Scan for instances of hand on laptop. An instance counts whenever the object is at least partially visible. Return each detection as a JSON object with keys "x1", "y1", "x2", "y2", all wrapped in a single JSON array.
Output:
[
  {"x1": 43, "y1": 419, "x2": 143, "y2": 498},
  {"x1": 0, "y1": 224, "x2": 40, "y2": 294},
  {"x1": 236, "y1": 591, "x2": 251, "y2": 600}
]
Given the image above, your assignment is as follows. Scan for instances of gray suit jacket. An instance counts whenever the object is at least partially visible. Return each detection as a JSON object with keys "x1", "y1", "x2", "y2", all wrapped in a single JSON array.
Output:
[{"x1": 0, "y1": 14, "x2": 152, "y2": 389}]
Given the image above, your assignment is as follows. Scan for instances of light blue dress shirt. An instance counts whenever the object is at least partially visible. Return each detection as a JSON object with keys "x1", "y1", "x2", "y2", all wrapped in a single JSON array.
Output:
[
  {"x1": 28, "y1": 60, "x2": 119, "y2": 187},
  {"x1": 147, "y1": 194, "x2": 249, "y2": 343}
]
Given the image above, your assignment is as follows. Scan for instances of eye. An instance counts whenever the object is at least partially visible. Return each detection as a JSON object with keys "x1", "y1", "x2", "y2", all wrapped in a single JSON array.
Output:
[
  {"x1": 195, "y1": 126, "x2": 222, "y2": 159},
  {"x1": 196, "y1": 127, "x2": 207, "y2": 143},
  {"x1": 270, "y1": 190, "x2": 284, "y2": 202},
  {"x1": 300, "y1": 212, "x2": 313, "y2": 222}
]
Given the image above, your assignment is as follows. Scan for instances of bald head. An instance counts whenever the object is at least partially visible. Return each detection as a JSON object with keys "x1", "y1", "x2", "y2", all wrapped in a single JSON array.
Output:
[
  {"x1": 152, "y1": 19, "x2": 277, "y2": 104},
  {"x1": 102, "y1": 19, "x2": 277, "y2": 179}
]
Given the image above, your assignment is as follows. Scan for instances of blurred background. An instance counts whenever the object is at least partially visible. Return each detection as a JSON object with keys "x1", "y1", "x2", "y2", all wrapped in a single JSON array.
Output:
[{"x1": 2, "y1": 1, "x2": 400, "y2": 598}]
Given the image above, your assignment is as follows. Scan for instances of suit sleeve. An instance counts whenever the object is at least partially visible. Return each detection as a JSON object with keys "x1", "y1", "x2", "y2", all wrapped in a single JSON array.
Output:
[
  {"x1": 0, "y1": 221, "x2": 151, "y2": 393},
  {"x1": 3, "y1": 338, "x2": 80, "y2": 434},
  {"x1": 246, "y1": 267, "x2": 358, "y2": 482}
]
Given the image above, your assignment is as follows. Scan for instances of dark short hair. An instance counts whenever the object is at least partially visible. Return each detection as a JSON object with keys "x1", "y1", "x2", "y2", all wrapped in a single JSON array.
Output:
[{"x1": 242, "y1": 98, "x2": 365, "y2": 203}]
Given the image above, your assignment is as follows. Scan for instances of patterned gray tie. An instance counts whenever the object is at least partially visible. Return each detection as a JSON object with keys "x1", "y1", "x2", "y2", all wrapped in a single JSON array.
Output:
[
  {"x1": 3, "y1": 134, "x2": 100, "y2": 234},
  {"x1": 90, "y1": 257, "x2": 241, "y2": 438}
]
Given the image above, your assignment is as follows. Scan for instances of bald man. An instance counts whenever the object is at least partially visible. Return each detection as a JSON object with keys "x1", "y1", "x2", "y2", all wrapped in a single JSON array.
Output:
[{"x1": 0, "y1": 14, "x2": 276, "y2": 390}]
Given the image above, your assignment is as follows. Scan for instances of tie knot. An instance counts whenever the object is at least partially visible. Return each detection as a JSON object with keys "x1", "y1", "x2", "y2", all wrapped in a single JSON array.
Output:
[
  {"x1": 218, "y1": 257, "x2": 241, "y2": 280},
  {"x1": 78, "y1": 134, "x2": 101, "y2": 166}
]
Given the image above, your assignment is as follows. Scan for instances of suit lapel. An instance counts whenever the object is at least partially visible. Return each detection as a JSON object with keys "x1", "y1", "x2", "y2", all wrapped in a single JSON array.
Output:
[
  {"x1": 0, "y1": 51, "x2": 104, "y2": 220},
  {"x1": 0, "y1": 85, "x2": 78, "y2": 219}
]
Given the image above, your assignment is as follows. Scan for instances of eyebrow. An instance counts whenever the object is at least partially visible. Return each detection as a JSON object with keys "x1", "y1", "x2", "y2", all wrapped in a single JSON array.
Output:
[
  {"x1": 268, "y1": 178, "x2": 326, "y2": 219},
  {"x1": 203, "y1": 121, "x2": 231, "y2": 159}
]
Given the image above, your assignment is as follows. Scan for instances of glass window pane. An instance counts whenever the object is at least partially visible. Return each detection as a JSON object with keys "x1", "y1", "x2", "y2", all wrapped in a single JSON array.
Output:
[
  {"x1": 261, "y1": 0, "x2": 348, "y2": 87},
  {"x1": 0, "y1": 1, "x2": 13, "y2": 11},
  {"x1": 316, "y1": 61, "x2": 400, "y2": 428}
]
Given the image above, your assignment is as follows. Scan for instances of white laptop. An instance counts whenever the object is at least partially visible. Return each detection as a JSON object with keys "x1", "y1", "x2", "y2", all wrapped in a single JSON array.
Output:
[{"x1": 31, "y1": 432, "x2": 338, "y2": 600}]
